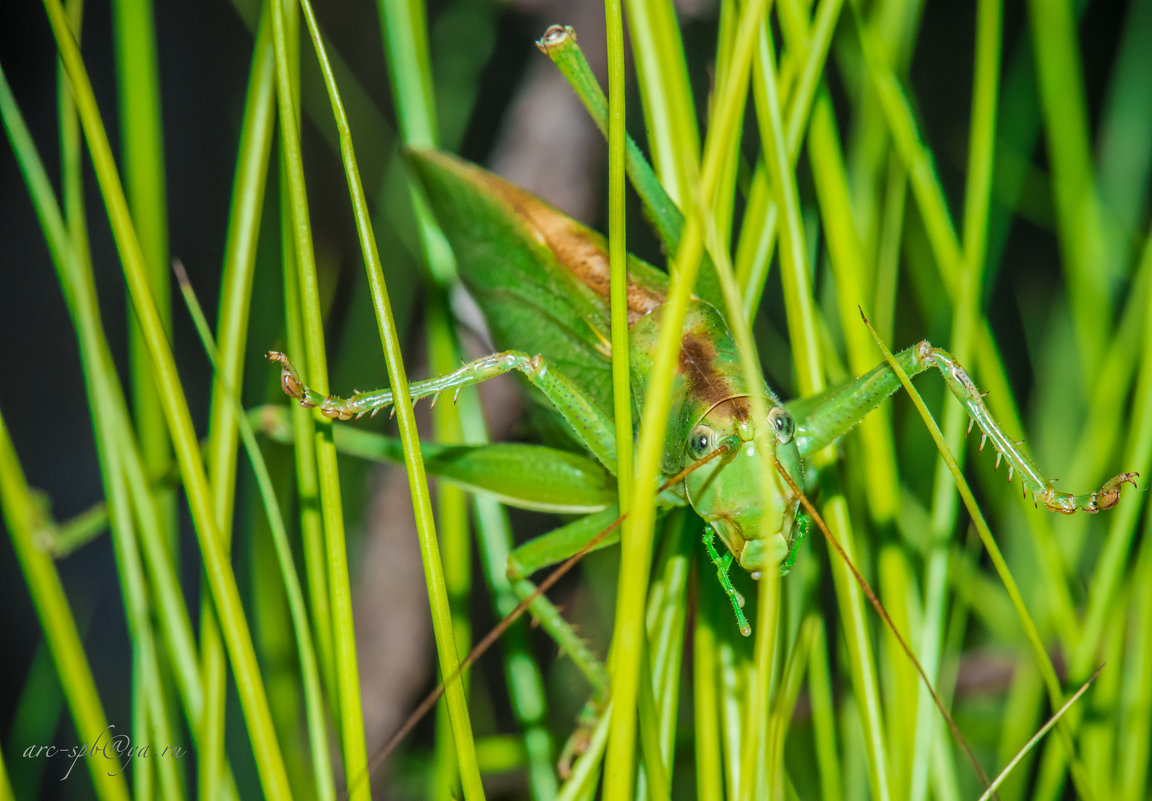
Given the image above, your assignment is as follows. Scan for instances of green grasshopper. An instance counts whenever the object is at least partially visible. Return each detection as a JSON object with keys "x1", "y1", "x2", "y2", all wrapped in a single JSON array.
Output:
[
  {"x1": 269, "y1": 148, "x2": 1136, "y2": 677},
  {"x1": 268, "y1": 150, "x2": 1138, "y2": 789}
]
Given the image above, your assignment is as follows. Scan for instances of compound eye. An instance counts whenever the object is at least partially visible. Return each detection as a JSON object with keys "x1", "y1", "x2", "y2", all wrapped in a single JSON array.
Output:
[
  {"x1": 768, "y1": 408, "x2": 795, "y2": 444},
  {"x1": 688, "y1": 425, "x2": 715, "y2": 460}
]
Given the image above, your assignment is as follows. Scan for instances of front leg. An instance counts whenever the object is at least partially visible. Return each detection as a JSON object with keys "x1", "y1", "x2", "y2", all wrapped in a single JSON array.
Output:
[
  {"x1": 790, "y1": 342, "x2": 1137, "y2": 513},
  {"x1": 267, "y1": 350, "x2": 620, "y2": 471}
]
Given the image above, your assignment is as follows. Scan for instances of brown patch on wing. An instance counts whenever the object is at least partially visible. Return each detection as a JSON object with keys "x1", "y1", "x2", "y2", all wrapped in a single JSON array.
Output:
[
  {"x1": 679, "y1": 335, "x2": 749, "y2": 421},
  {"x1": 475, "y1": 170, "x2": 663, "y2": 323}
]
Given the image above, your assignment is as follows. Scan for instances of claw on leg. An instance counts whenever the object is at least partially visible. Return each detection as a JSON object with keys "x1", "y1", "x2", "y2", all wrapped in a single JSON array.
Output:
[
  {"x1": 265, "y1": 350, "x2": 374, "y2": 420},
  {"x1": 557, "y1": 699, "x2": 602, "y2": 779},
  {"x1": 1091, "y1": 472, "x2": 1139, "y2": 512},
  {"x1": 1042, "y1": 471, "x2": 1140, "y2": 513},
  {"x1": 266, "y1": 351, "x2": 308, "y2": 404}
]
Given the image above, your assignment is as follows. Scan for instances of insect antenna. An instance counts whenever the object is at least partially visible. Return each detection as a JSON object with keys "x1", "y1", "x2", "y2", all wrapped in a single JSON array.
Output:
[
  {"x1": 348, "y1": 443, "x2": 735, "y2": 796},
  {"x1": 773, "y1": 456, "x2": 995, "y2": 794}
]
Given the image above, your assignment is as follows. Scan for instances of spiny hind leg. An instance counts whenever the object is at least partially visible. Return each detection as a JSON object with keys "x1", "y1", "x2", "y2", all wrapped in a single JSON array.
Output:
[
  {"x1": 922, "y1": 346, "x2": 1138, "y2": 513},
  {"x1": 506, "y1": 513, "x2": 615, "y2": 777},
  {"x1": 795, "y1": 342, "x2": 1137, "y2": 512}
]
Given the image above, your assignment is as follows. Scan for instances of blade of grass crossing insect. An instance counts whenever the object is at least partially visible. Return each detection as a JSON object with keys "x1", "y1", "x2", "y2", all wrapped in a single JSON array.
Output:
[
  {"x1": 42, "y1": 4, "x2": 294, "y2": 793},
  {"x1": 604, "y1": 1, "x2": 773, "y2": 794},
  {"x1": 743, "y1": 18, "x2": 838, "y2": 796},
  {"x1": 382, "y1": 9, "x2": 556, "y2": 794},
  {"x1": 696, "y1": 6, "x2": 804, "y2": 797},
  {"x1": 294, "y1": 2, "x2": 483, "y2": 796},
  {"x1": 907, "y1": 4, "x2": 1001, "y2": 798},
  {"x1": 604, "y1": 140, "x2": 701, "y2": 801},
  {"x1": 377, "y1": 0, "x2": 478, "y2": 793},
  {"x1": 269, "y1": 0, "x2": 375, "y2": 793},
  {"x1": 603, "y1": 0, "x2": 660, "y2": 788},
  {"x1": 605, "y1": 0, "x2": 633, "y2": 550}
]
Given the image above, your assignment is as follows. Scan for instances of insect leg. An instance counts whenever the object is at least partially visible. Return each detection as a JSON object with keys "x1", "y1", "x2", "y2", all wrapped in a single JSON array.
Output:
[
  {"x1": 778, "y1": 512, "x2": 810, "y2": 575},
  {"x1": 923, "y1": 347, "x2": 1137, "y2": 512},
  {"x1": 505, "y1": 509, "x2": 617, "y2": 694},
  {"x1": 507, "y1": 511, "x2": 619, "y2": 777},
  {"x1": 791, "y1": 342, "x2": 1137, "y2": 513},
  {"x1": 267, "y1": 350, "x2": 620, "y2": 471},
  {"x1": 702, "y1": 530, "x2": 752, "y2": 636}
]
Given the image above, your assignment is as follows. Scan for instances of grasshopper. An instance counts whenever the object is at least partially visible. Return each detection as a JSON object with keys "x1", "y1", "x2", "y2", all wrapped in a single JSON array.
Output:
[
  {"x1": 270, "y1": 150, "x2": 1135, "y2": 630},
  {"x1": 269, "y1": 150, "x2": 1137, "y2": 784}
]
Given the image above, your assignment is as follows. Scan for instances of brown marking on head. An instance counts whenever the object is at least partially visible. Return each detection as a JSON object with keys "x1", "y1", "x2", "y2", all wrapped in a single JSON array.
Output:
[{"x1": 679, "y1": 334, "x2": 750, "y2": 421}]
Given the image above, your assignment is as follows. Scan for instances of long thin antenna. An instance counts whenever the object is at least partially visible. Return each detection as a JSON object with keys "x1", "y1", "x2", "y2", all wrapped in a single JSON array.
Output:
[{"x1": 774, "y1": 456, "x2": 994, "y2": 793}]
